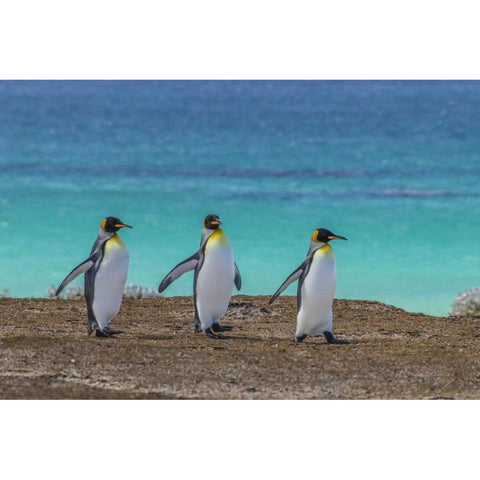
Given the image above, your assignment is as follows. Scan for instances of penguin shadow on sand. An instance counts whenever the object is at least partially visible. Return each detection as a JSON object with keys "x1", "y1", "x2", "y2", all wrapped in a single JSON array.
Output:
[
  {"x1": 201, "y1": 332, "x2": 264, "y2": 343},
  {"x1": 136, "y1": 334, "x2": 178, "y2": 341},
  {"x1": 187, "y1": 330, "x2": 265, "y2": 343}
]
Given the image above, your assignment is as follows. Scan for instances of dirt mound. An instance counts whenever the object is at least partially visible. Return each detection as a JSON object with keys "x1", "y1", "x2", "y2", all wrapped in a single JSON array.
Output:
[{"x1": 1, "y1": 296, "x2": 479, "y2": 399}]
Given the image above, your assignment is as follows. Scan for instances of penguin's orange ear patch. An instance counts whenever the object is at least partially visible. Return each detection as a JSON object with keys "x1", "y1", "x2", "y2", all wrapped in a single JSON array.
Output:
[
  {"x1": 311, "y1": 229, "x2": 319, "y2": 242},
  {"x1": 101, "y1": 218, "x2": 107, "y2": 231}
]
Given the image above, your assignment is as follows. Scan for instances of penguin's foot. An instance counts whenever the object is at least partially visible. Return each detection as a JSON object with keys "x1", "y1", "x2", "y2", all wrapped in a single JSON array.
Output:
[
  {"x1": 95, "y1": 329, "x2": 112, "y2": 338},
  {"x1": 104, "y1": 327, "x2": 123, "y2": 335},
  {"x1": 295, "y1": 334, "x2": 307, "y2": 343},
  {"x1": 324, "y1": 331, "x2": 350, "y2": 344},
  {"x1": 204, "y1": 328, "x2": 226, "y2": 339},
  {"x1": 211, "y1": 323, "x2": 233, "y2": 332}
]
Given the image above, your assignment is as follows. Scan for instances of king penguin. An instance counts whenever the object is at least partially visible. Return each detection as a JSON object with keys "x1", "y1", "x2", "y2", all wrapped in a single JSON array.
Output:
[
  {"x1": 269, "y1": 228, "x2": 349, "y2": 344},
  {"x1": 158, "y1": 214, "x2": 242, "y2": 339},
  {"x1": 55, "y1": 216, "x2": 133, "y2": 337}
]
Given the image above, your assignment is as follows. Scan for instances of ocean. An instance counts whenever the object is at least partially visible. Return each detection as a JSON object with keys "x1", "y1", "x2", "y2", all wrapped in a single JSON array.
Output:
[{"x1": 1, "y1": 80, "x2": 479, "y2": 316}]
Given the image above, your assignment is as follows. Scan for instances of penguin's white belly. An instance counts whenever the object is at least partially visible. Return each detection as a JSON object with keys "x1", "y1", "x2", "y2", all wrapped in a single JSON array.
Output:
[
  {"x1": 92, "y1": 242, "x2": 129, "y2": 329},
  {"x1": 196, "y1": 242, "x2": 234, "y2": 329},
  {"x1": 297, "y1": 253, "x2": 336, "y2": 336}
]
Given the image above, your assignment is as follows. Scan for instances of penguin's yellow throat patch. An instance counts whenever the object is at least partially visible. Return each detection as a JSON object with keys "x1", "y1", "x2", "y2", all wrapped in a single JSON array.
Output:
[
  {"x1": 207, "y1": 228, "x2": 229, "y2": 247},
  {"x1": 104, "y1": 234, "x2": 126, "y2": 257},
  {"x1": 314, "y1": 243, "x2": 334, "y2": 258}
]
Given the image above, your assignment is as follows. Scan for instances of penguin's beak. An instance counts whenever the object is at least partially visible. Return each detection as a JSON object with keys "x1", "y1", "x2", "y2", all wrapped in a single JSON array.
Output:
[
  {"x1": 328, "y1": 235, "x2": 347, "y2": 241},
  {"x1": 211, "y1": 220, "x2": 222, "y2": 226},
  {"x1": 116, "y1": 223, "x2": 133, "y2": 229}
]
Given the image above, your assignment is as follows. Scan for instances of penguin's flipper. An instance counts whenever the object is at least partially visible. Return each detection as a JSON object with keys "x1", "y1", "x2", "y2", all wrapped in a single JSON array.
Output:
[
  {"x1": 234, "y1": 262, "x2": 242, "y2": 291},
  {"x1": 269, "y1": 261, "x2": 306, "y2": 305},
  {"x1": 55, "y1": 252, "x2": 100, "y2": 296},
  {"x1": 158, "y1": 252, "x2": 200, "y2": 293}
]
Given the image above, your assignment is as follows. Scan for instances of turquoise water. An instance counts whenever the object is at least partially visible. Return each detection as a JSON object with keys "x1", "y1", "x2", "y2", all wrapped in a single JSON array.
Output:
[{"x1": 1, "y1": 80, "x2": 480, "y2": 315}]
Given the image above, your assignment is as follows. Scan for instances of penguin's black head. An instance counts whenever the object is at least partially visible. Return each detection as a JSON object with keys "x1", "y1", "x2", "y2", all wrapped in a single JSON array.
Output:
[
  {"x1": 204, "y1": 214, "x2": 222, "y2": 230},
  {"x1": 312, "y1": 228, "x2": 347, "y2": 243},
  {"x1": 101, "y1": 217, "x2": 133, "y2": 233}
]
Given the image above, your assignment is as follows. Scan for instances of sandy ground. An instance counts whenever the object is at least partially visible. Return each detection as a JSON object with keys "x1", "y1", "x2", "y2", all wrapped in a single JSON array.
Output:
[{"x1": 0, "y1": 296, "x2": 479, "y2": 399}]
